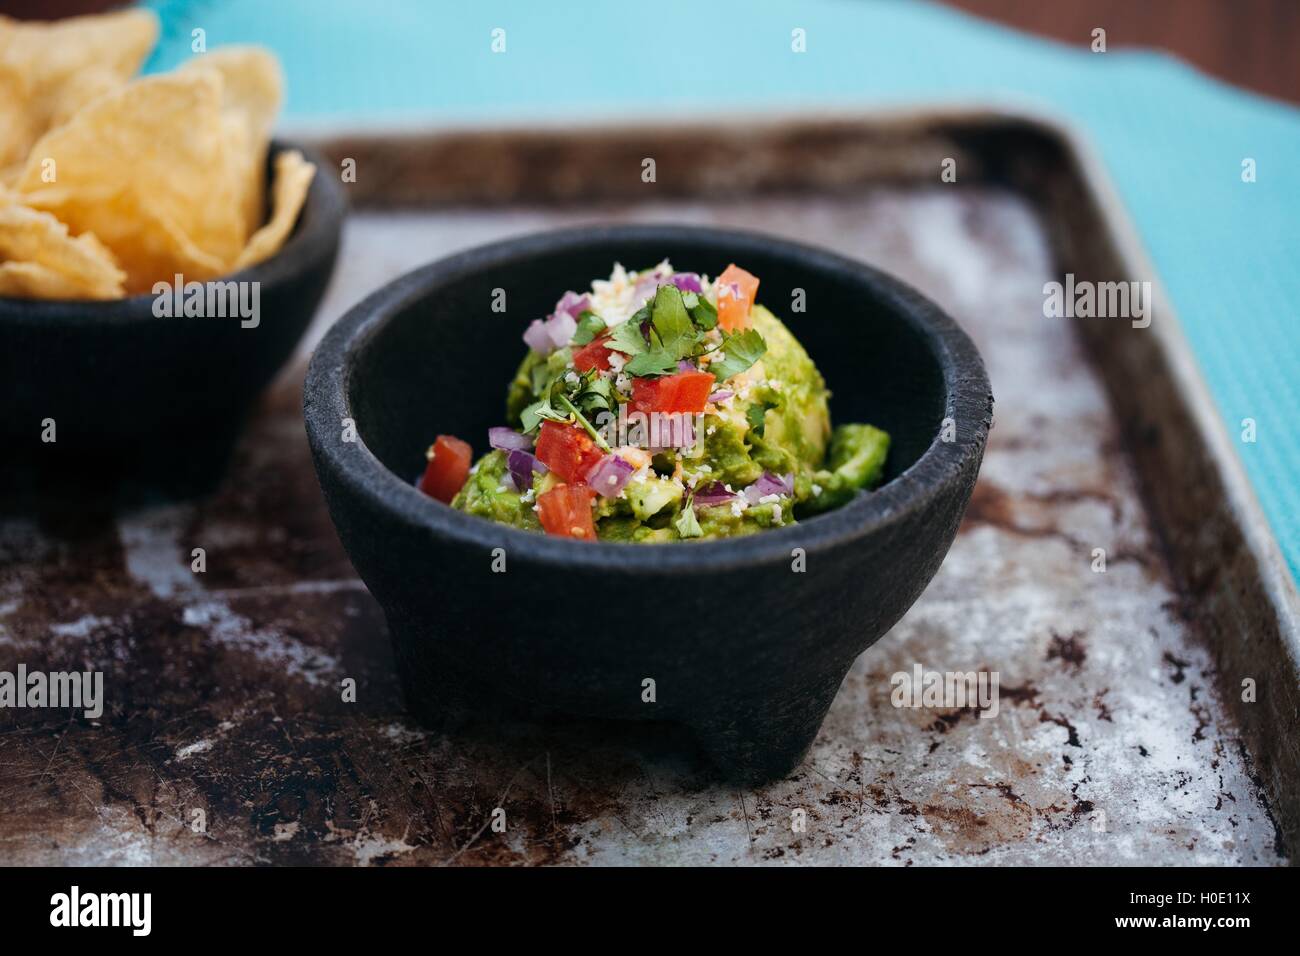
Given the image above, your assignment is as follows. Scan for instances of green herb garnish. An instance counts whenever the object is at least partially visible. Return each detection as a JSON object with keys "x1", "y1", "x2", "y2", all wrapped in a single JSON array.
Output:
[
  {"x1": 624, "y1": 349, "x2": 679, "y2": 376},
  {"x1": 674, "y1": 494, "x2": 703, "y2": 538},
  {"x1": 710, "y1": 328, "x2": 767, "y2": 382},
  {"x1": 607, "y1": 313, "x2": 649, "y2": 356},
  {"x1": 520, "y1": 391, "x2": 568, "y2": 433},
  {"x1": 557, "y1": 392, "x2": 611, "y2": 451},
  {"x1": 618, "y1": 287, "x2": 705, "y2": 377},
  {"x1": 650, "y1": 286, "x2": 698, "y2": 360},
  {"x1": 684, "y1": 292, "x2": 718, "y2": 330},
  {"x1": 571, "y1": 310, "x2": 606, "y2": 346}
]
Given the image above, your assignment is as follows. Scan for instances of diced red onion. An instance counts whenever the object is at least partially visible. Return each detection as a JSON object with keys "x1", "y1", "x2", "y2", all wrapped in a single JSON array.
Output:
[
  {"x1": 693, "y1": 482, "x2": 737, "y2": 508},
  {"x1": 523, "y1": 298, "x2": 584, "y2": 354},
  {"x1": 554, "y1": 291, "x2": 591, "y2": 319},
  {"x1": 631, "y1": 264, "x2": 672, "y2": 304},
  {"x1": 546, "y1": 311, "x2": 577, "y2": 349},
  {"x1": 632, "y1": 277, "x2": 659, "y2": 304},
  {"x1": 523, "y1": 318, "x2": 553, "y2": 353},
  {"x1": 489, "y1": 427, "x2": 531, "y2": 451},
  {"x1": 677, "y1": 359, "x2": 695, "y2": 372},
  {"x1": 507, "y1": 449, "x2": 546, "y2": 492},
  {"x1": 744, "y1": 471, "x2": 794, "y2": 504},
  {"x1": 670, "y1": 273, "x2": 702, "y2": 293},
  {"x1": 584, "y1": 453, "x2": 635, "y2": 499},
  {"x1": 707, "y1": 390, "x2": 733, "y2": 403}
]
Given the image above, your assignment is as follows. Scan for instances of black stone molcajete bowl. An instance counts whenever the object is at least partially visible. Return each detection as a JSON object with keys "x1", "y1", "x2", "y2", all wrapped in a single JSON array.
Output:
[
  {"x1": 0, "y1": 141, "x2": 345, "y2": 500},
  {"x1": 304, "y1": 225, "x2": 991, "y2": 783}
]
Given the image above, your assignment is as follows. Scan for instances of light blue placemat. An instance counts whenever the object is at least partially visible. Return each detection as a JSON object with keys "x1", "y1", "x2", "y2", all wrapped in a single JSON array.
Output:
[{"x1": 143, "y1": 0, "x2": 1300, "y2": 580}]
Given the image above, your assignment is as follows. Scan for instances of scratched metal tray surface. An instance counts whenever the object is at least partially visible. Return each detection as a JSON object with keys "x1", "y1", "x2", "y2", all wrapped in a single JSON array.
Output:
[{"x1": 1, "y1": 110, "x2": 1294, "y2": 866}]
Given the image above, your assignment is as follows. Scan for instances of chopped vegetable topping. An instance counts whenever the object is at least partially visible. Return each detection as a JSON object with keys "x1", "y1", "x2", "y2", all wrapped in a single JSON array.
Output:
[
  {"x1": 630, "y1": 369, "x2": 715, "y2": 415},
  {"x1": 488, "y1": 427, "x2": 531, "y2": 452},
  {"x1": 716, "y1": 263, "x2": 759, "y2": 331},
  {"x1": 431, "y1": 259, "x2": 890, "y2": 541},
  {"x1": 709, "y1": 327, "x2": 767, "y2": 382},
  {"x1": 537, "y1": 483, "x2": 597, "y2": 540},
  {"x1": 418, "y1": 434, "x2": 472, "y2": 503},
  {"x1": 586, "y1": 453, "x2": 636, "y2": 499},
  {"x1": 674, "y1": 494, "x2": 703, "y2": 538},
  {"x1": 506, "y1": 448, "x2": 546, "y2": 492},
  {"x1": 535, "y1": 420, "x2": 605, "y2": 484},
  {"x1": 572, "y1": 332, "x2": 614, "y2": 372}
]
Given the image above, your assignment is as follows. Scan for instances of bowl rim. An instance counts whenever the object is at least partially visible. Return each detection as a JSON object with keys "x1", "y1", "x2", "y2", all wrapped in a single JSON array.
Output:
[
  {"x1": 304, "y1": 223, "x2": 991, "y2": 573},
  {"x1": 0, "y1": 138, "x2": 347, "y2": 324}
]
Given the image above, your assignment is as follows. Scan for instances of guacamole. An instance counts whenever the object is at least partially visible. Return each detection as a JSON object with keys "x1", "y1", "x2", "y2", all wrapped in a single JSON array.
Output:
[{"x1": 419, "y1": 261, "x2": 889, "y2": 541}]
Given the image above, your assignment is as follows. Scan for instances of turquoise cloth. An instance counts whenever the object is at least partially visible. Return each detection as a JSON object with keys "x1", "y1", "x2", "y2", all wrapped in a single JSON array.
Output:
[{"x1": 144, "y1": 0, "x2": 1300, "y2": 579}]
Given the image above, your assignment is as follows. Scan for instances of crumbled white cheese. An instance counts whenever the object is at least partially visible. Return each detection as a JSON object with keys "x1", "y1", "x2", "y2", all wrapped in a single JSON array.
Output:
[
  {"x1": 811, "y1": 483, "x2": 823, "y2": 496},
  {"x1": 589, "y1": 259, "x2": 674, "y2": 326}
]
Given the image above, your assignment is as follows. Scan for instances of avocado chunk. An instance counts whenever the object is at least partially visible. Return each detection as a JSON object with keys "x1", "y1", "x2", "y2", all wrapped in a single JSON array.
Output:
[
  {"x1": 803, "y1": 423, "x2": 891, "y2": 514},
  {"x1": 451, "y1": 450, "x2": 541, "y2": 530}
]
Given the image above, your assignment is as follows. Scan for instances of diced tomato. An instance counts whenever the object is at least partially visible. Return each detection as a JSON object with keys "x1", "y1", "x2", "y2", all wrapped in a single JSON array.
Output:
[
  {"x1": 418, "y1": 434, "x2": 472, "y2": 503},
  {"x1": 535, "y1": 420, "x2": 605, "y2": 484},
  {"x1": 572, "y1": 332, "x2": 614, "y2": 373},
  {"x1": 667, "y1": 370, "x2": 714, "y2": 411},
  {"x1": 630, "y1": 369, "x2": 715, "y2": 415},
  {"x1": 716, "y1": 263, "x2": 759, "y2": 331},
  {"x1": 537, "y1": 483, "x2": 597, "y2": 540}
]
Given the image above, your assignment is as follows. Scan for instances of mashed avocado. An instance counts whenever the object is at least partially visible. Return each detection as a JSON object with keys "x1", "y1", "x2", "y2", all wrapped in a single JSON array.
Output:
[{"x1": 447, "y1": 261, "x2": 889, "y2": 541}]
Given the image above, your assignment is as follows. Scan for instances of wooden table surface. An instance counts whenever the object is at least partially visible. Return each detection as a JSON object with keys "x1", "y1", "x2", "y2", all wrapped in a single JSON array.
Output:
[{"x1": 948, "y1": 0, "x2": 1299, "y2": 106}]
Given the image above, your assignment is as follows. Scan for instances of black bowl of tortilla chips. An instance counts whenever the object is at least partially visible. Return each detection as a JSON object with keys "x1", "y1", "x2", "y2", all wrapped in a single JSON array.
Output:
[{"x1": 0, "y1": 12, "x2": 345, "y2": 498}]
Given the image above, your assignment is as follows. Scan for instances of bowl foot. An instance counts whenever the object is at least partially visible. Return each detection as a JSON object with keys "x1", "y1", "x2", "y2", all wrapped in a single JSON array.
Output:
[
  {"x1": 686, "y1": 673, "x2": 846, "y2": 785},
  {"x1": 390, "y1": 615, "x2": 850, "y2": 785}
]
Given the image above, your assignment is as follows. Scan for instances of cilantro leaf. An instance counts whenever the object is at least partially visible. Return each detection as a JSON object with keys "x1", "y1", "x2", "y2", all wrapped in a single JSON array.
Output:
[
  {"x1": 674, "y1": 495, "x2": 703, "y2": 538},
  {"x1": 520, "y1": 371, "x2": 571, "y2": 432},
  {"x1": 624, "y1": 349, "x2": 678, "y2": 377},
  {"x1": 651, "y1": 286, "x2": 697, "y2": 359},
  {"x1": 571, "y1": 310, "x2": 606, "y2": 346},
  {"x1": 556, "y1": 393, "x2": 611, "y2": 451},
  {"x1": 710, "y1": 328, "x2": 767, "y2": 382},
  {"x1": 575, "y1": 372, "x2": 615, "y2": 418},
  {"x1": 687, "y1": 294, "x2": 718, "y2": 330},
  {"x1": 607, "y1": 316, "x2": 649, "y2": 356},
  {"x1": 521, "y1": 395, "x2": 567, "y2": 433},
  {"x1": 746, "y1": 402, "x2": 769, "y2": 436}
]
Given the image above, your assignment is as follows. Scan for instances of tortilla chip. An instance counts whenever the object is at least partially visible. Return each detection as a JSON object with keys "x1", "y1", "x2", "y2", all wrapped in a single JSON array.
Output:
[
  {"x1": 0, "y1": 10, "x2": 158, "y2": 169},
  {"x1": 180, "y1": 47, "x2": 284, "y2": 236},
  {"x1": 235, "y1": 149, "x2": 316, "y2": 270},
  {"x1": 15, "y1": 71, "x2": 245, "y2": 292},
  {"x1": 0, "y1": 203, "x2": 125, "y2": 299}
]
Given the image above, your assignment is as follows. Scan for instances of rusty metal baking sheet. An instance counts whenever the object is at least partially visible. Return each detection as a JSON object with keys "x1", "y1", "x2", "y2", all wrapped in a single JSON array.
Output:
[{"x1": 0, "y1": 186, "x2": 1286, "y2": 865}]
